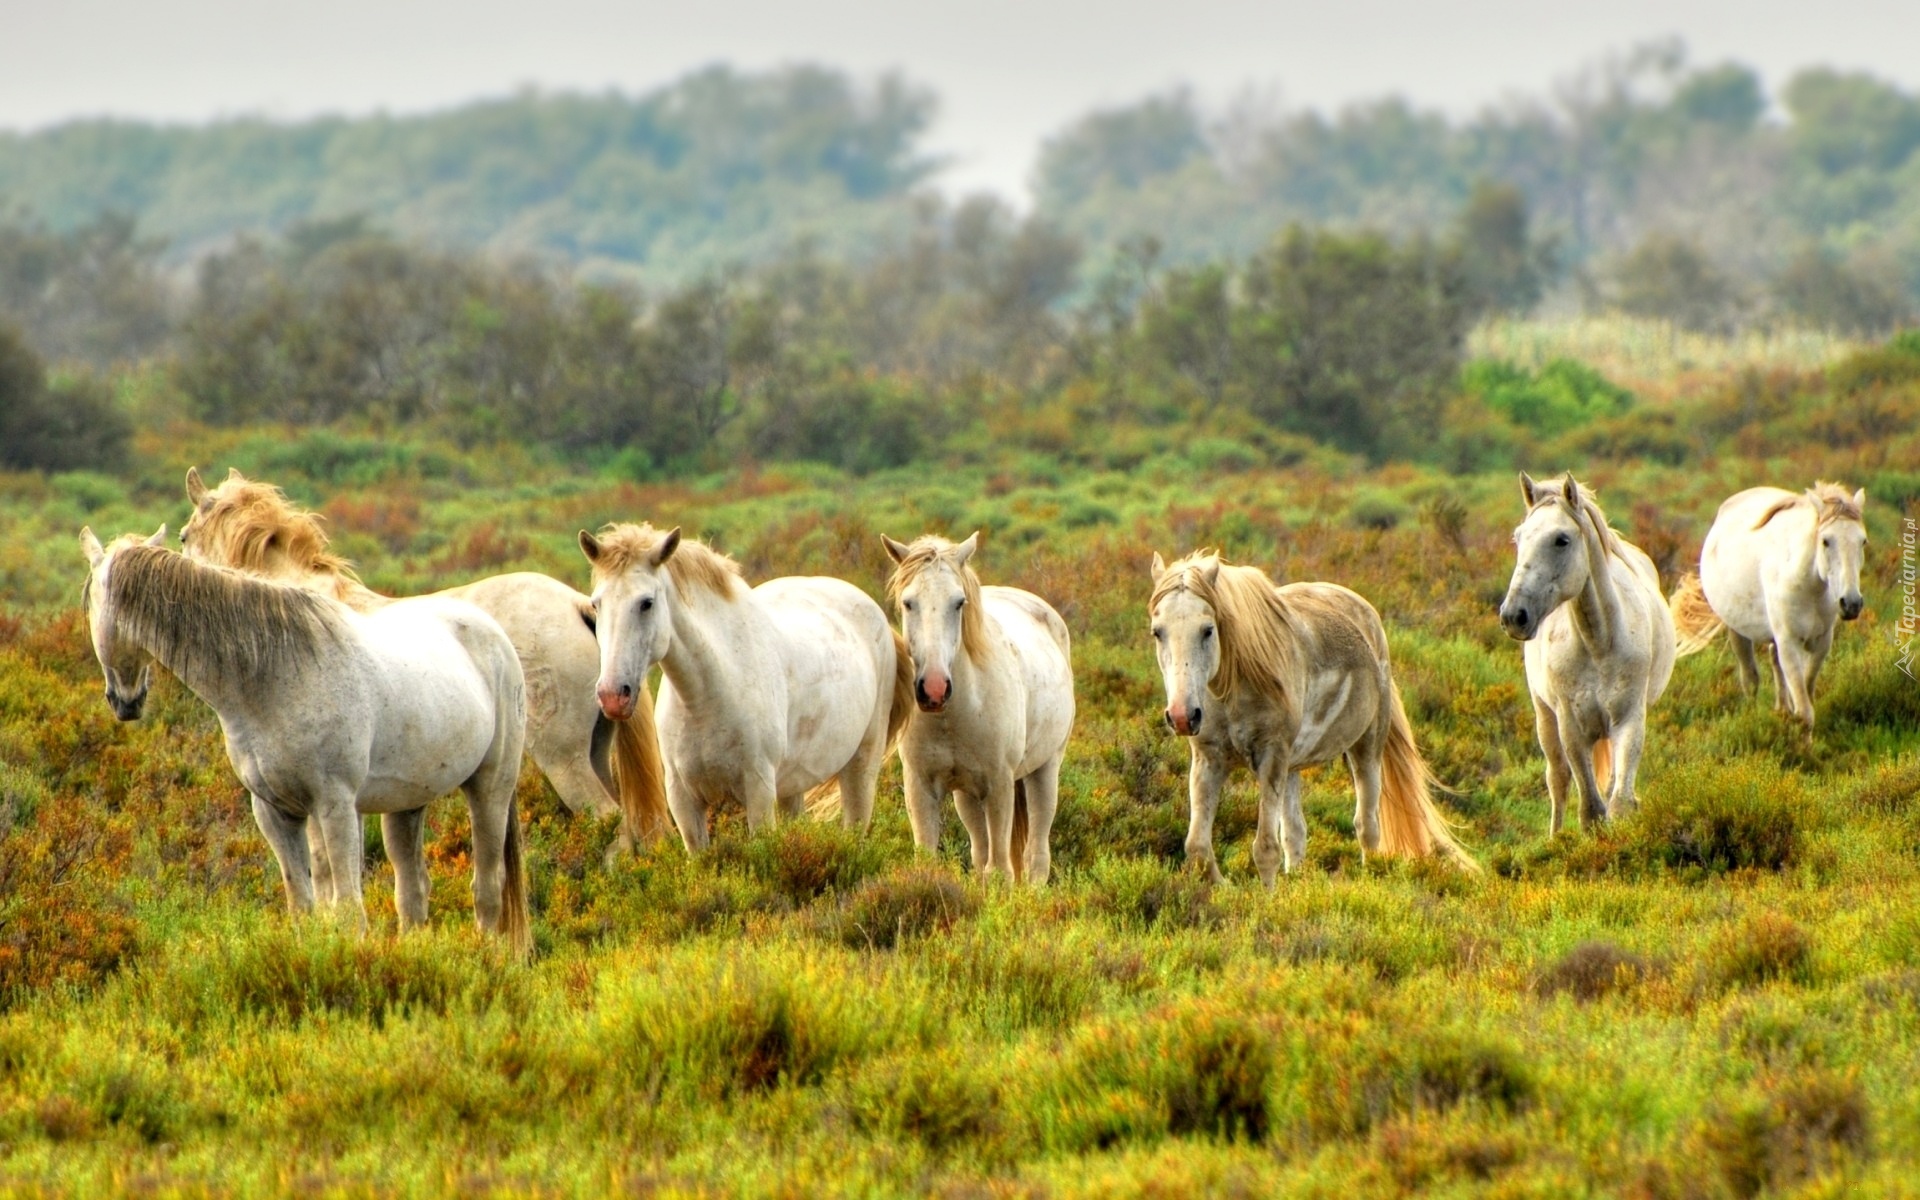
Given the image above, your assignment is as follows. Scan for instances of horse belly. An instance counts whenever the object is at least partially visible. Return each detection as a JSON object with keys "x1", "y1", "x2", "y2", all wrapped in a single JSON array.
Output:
[
  {"x1": 1288, "y1": 669, "x2": 1375, "y2": 766},
  {"x1": 993, "y1": 604, "x2": 1074, "y2": 777},
  {"x1": 757, "y1": 581, "x2": 890, "y2": 792},
  {"x1": 358, "y1": 620, "x2": 505, "y2": 812}
]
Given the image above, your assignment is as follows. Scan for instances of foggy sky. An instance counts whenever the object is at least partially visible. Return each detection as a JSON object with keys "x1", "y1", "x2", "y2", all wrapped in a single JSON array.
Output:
[{"x1": 3, "y1": 0, "x2": 1918, "y2": 200}]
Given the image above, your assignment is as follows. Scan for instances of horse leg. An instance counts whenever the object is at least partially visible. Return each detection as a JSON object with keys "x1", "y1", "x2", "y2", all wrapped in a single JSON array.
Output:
[
  {"x1": 463, "y1": 763, "x2": 519, "y2": 938},
  {"x1": 311, "y1": 793, "x2": 368, "y2": 933},
  {"x1": 902, "y1": 764, "x2": 944, "y2": 851},
  {"x1": 954, "y1": 790, "x2": 990, "y2": 873},
  {"x1": 528, "y1": 690, "x2": 618, "y2": 818},
  {"x1": 1765, "y1": 642, "x2": 1791, "y2": 714},
  {"x1": 1253, "y1": 767, "x2": 1305, "y2": 887},
  {"x1": 1020, "y1": 759, "x2": 1063, "y2": 885},
  {"x1": 983, "y1": 775, "x2": 1018, "y2": 881},
  {"x1": 777, "y1": 790, "x2": 806, "y2": 820},
  {"x1": 1776, "y1": 637, "x2": 1819, "y2": 730},
  {"x1": 1800, "y1": 633, "x2": 1833, "y2": 731},
  {"x1": 381, "y1": 809, "x2": 430, "y2": 930},
  {"x1": 1728, "y1": 631, "x2": 1761, "y2": 697},
  {"x1": 1185, "y1": 747, "x2": 1228, "y2": 883},
  {"x1": 1533, "y1": 700, "x2": 1572, "y2": 835},
  {"x1": 250, "y1": 794, "x2": 316, "y2": 914},
  {"x1": 1565, "y1": 725, "x2": 1606, "y2": 829},
  {"x1": 665, "y1": 762, "x2": 709, "y2": 852},
  {"x1": 833, "y1": 723, "x2": 889, "y2": 831},
  {"x1": 1607, "y1": 708, "x2": 1649, "y2": 819},
  {"x1": 306, "y1": 824, "x2": 335, "y2": 908},
  {"x1": 1347, "y1": 742, "x2": 1383, "y2": 858}
]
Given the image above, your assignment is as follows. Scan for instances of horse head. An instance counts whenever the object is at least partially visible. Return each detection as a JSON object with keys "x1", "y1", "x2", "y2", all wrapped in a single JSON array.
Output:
[
  {"x1": 580, "y1": 524, "x2": 683, "y2": 721},
  {"x1": 1149, "y1": 552, "x2": 1224, "y2": 736},
  {"x1": 1500, "y1": 473, "x2": 1593, "y2": 641},
  {"x1": 1814, "y1": 487, "x2": 1868, "y2": 622},
  {"x1": 79, "y1": 524, "x2": 167, "y2": 721},
  {"x1": 883, "y1": 532, "x2": 983, "y2": 713}
]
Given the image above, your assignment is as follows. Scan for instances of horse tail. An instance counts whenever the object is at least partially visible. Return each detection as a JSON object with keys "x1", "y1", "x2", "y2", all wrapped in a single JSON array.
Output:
[
  {"x1": 501, "y1": 793, "x2": 531, "y2": 959},
  {"x1": 886, "y1": 628, "x2": 916, "y2": 751},
  {"x1": 1669, "y1": 572, "x2": 1723, "y2": 657},
  {"x1": 611, "y1": 699, "x2": 673, "y2": 847},
  {"x1": 1011, "y1": 779, "x2": 1029, "y2": 882},
  {"x1": 804, "y1": 776, "x2": 843, "y2": 820},
  {"x1": 1376, "y1": 681, "x2": 1480, "y2": 873},
  {"x1": 1592, "y1": 738, "x2": 1613, "y2": 796}
]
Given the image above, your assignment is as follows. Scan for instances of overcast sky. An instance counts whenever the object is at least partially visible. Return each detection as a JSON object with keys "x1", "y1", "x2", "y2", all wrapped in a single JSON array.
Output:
[{"x1": 3, "y1": 0, "x2": 1918, "y2": 199}]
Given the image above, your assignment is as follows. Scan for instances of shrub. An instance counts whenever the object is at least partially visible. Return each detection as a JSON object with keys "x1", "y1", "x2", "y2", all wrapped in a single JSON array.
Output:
[
  {"x1": 1626, "y1": 767, "x2": 1804, "y2": 875},
  {"x1": 1707, "y1": 911, "x2": 1815, "y2": 991},
  {"x1": 1462, "y1": 357, "x2": 1633, "y2": 437},
  {"x1": 727, "y1": 820, "x2": 891, "y2": 907},
  {"x1": 824, "y1": 867, "x2": 978, "y2": 950},
  {"x1": 1162, "y1": 1012, "x2": 1274, "y2": 1142},
  {"x1": 1310, "y1": 1027, "x2": 1535, "y2": 1139},
  {"x1": 1087, "y1": 859, "x2": 1218, "y2": 931},
  {"x1": 848, "y1": 1048, "x2": 1007, "y2": 1154},
  {"x1": 1535, "y1": 941, "x2": 1650, "y2": 1002},
  {"x1": 0, "y1": 326, "x2": 131, "y2": 473},
  {"x1": 1690, "y1": 1069, "x2": 1870, "y2": 1197},
  {"x1": 1346, "y1": 487, "x2": 1410, "y2": 531},
  {"x1": 1049, "y1": 1001, "x2": 1276, "y2": 1150}
]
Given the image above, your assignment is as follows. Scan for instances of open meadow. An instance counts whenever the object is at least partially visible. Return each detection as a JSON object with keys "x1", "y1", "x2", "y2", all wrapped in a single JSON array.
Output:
[{"x1": 3, "y1": 336, "x2": 1920, "y2": 1197}]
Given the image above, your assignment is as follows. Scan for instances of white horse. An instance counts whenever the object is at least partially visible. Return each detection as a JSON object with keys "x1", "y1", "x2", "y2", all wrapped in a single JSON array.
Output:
[
  {"x1": 880, "y1": 533, "x2": 1075, "y2": 883},
  {"x1": 181, "y1": 468, "x2": 670, "y2": 857},
  {"x1": 1149, "y1": 550, "x2": 1474, "y2": 884},
  {"x1": 80, "y1": 527, "x2": 530, "y2": 952},
  {"x1": 578, "y1": 523, "x2": 912, "y2": 849},
  {"x1": 1498, "y1": 473, "x2": 1675, "y2": 832},
  {"x1": 1670, "y1": 482, "x2": 1868, "y2": 730}
]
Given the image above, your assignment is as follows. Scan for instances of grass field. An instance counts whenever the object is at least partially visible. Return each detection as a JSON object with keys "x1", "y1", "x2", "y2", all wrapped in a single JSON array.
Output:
[{"x1": 2, "y1": 353, "x2": 1920, "y2": 1196}]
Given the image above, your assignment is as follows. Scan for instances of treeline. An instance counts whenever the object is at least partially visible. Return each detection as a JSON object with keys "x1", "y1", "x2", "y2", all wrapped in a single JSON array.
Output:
[
  {"x1": 0, "y1": 189, "x2": 1553, "y2": 472},
  {"x1": 1038, "y1": 46, "x2": 1920, "y2": 332},
  {"x1": 3, "y1": 49, "x2": 1919, "y2": 327}
]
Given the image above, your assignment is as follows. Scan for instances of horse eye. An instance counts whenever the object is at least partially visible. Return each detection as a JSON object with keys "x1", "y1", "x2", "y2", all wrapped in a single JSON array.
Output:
[
  {"x1": 902, "y1": 600, "x2": 915, "y2": 612},
  {"x1": 1553, "y1": 534, "x2": 1571, "y2": 548},
  {"x1": 1151, "y1": 627, "x2": 1163, "y2": 640},
  {"x1": 638, "y1": 597, "x2": 654, "y2": 613},
  {"x1": 589, "y1": 597, "x2": 601, "y2": 611},
  {"x1": 954, "y1": 597, "x2": 966, "y2": 610},
  {"x1": 1202, "y1": 626, "x2": 1214, "y2": 640}
]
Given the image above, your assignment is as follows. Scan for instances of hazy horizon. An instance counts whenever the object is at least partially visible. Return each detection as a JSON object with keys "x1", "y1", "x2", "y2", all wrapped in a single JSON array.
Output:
[{"x1": 5, "y1": 0, "x2": 1919, "y2": 201}]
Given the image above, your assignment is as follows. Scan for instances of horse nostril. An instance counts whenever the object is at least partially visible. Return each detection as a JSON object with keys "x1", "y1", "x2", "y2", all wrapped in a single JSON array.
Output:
[
  {"x1": 1511, "y1": 607, "x2": 1529, "y2": 628},
  {"x1": 1188, "y1": 706, "x2": 1203, "y2": 731},
  {"x1": 617, "y1": 684, "x2": 633, "y2": 699}
]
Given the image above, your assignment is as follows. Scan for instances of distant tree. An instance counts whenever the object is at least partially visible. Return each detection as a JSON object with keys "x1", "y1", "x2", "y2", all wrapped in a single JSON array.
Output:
[
  {"x1": 0, "y1": 212, "x2": 173, "y2": 366},
  {"x1": 1783, "y1": 69, "x2": 1920, "y2": 176},
  {"x1": 1669, "y1": 64, "x2": 1766, "y2": 132},
  {"x1": 1138, "y1": 262, "x2": 1234, "y2": 409},
  {"x1": 1236, "y1": 226, "x2": 1472, "y2": 457},
  {"x1": 1772, "y1": 248, "x2": 1912, "y2": 336},
  {"x1": 1033, "y1": 92, "x2": 1209, "y2": 210},
  {"x1": 0, "y1": 323, "x2": 131, "y2": 472},
  {"x1": 1605, "y1": 233, "x2": 1740, "y2": 332},
  {"x1": 1450, "y1": 181, "x2": 1556, "y2": 317}
]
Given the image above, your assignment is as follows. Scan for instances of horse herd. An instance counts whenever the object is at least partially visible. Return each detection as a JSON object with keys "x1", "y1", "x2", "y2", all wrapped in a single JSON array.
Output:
[{"x1": 74, "y1": 467, "x2": 1871, "y2": 954}]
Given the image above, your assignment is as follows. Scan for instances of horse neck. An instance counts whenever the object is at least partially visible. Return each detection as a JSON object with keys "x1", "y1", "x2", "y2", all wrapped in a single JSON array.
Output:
[
  {"x1": 1567, "y1": 512, "x2": 1623, "y2": 655},
  {"x1": 655, "y1": 584, "x2": 758, "y2": 709}
]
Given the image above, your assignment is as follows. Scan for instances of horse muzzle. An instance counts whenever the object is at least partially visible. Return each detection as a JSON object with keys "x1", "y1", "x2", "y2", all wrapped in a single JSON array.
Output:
[
  {"x1": 596, "y1": 682, "x2": 637, "y2": 722},
  {"x1": 108, "y1": 686, "x2": 147, "y2": 722},
  {"x1": 1498, "y1": 603, "x2": 1537, "y2": 641},
  {"x1": 915, "y1": 672, "x2": 950, "y2": 713},
  {"x1": 1840, "y1": 596, "x2": 1864, "y2": 621},
  {"x1": 1164, "y1": 705, "x2": 1202, "y2": 737}
]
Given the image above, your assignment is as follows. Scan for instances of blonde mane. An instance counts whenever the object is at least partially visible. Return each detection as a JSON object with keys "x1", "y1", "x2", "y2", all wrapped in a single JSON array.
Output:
[
  {"x1": 1529, "y1": 477, "x2": 1624, "y2": 562},
  {"x1": 1754, "y1": 481, "x2": 1864, "y2": 531},
  {"x1": 104, "y1": 544, "x2": 341, "y2": 683},
  {"x1": 1150, "y1": 551, "x2": 1302, "y2": 709},
  {"x1": 189, "y1": 474, "x2": 362, "y2": 591},
  {"x1": 886, "y1": 536, "x2": 992, "y2": 663},
  {"x1": 588, "y1": 523, "x2": 744, "y2": 600}
]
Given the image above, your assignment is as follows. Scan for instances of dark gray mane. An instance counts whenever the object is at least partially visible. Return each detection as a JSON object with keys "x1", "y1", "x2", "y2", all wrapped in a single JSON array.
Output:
[{"x1": 106, "y1": 545, "x2": 343, "y2": 683}]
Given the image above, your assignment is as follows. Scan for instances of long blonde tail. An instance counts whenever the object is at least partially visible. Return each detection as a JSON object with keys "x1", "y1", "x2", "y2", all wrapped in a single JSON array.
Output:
[
  {"x1": 1376, "y1": 681, "x2": 1480, "y2": 872},
  {"x1": 500, "y1": 795, "x2": 530, "y2": 959},
  {"x1": 1669, "y1": 573, "x2": 1723, "y2": 657},
  {"x1": 611, "y1": 697, "x2": 672, "y2": 848}
]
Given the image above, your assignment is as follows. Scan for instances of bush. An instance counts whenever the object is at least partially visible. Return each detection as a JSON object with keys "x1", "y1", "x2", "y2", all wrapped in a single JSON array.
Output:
[
  {"x1": 1626, "y1": 767, "x2": 1805, "y2": 875},
  {"x1": 1462, "y1": 357, "x2": 1634, "y2": 437},
  {"x1": 1707, "y1": 911, "x2": 1815, "y2": 991},
  {"x1": 822, "y1": 867, "x2": 978, "y2": 950},
  {"x1": 1534, "y1": 941, "x2": 1650, "y2": 1002},
  {"x1": 848, "y1": 1048, "x2": 1007, "y2": 1154},
  {"x1": 1690, "y1": 1069, "x2": 1870, "y2": 1197},
  {"x1": 0, "y1": 326, "x2": 131, "y2": 473}
]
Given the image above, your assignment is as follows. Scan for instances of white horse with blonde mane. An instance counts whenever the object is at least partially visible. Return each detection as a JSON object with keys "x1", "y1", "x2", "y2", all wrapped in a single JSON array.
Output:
[
  {"x1": 880, "y1": 533, "x2": 1074, "y2": 883},
  {"x1": 1669, "y1": 482, "x2": 1867, "y2": 730},
  {"x1": 180, "y1": 468, "x2": 669, "y2": 860},
  {"x1": 81, "y1": 527, "x2": 529, "y2": 952},
  {"x1": 579, "y1": 523, "x2": 912, "y2": 848},
  {"x1": 1499, "y1": 473, "x2": 1675, "y2": 831},
  {"x1": 1149, "y1": 550, "x2": 1474, "y2": 883}
]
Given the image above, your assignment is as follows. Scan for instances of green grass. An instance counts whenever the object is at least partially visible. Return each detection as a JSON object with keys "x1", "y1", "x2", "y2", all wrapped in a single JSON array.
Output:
[{"x1": 1, "y1": 415, "x2": 1918, "y2": 1195}]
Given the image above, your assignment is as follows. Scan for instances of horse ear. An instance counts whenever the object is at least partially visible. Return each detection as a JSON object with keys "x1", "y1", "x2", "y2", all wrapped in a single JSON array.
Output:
[
  {"x1": 1518, "y1": 472, "x2": 1537, "y2": 506},
  {"x1": 146, "y1": 525, "x2": 167, "y2": 548},
  {"x1": 882, "y1": 535, "x2": 911, "y2": 564},
  {"x1": 1561, "y1": 474, "x2": 1581, "y2": 507},
  {"x1": 226, "y1": 466, "x2": 243, "y2": 482},
  {"x1": 954, "y1": 531, "x2": 980, "y2": 565},
  {"x1": 578, "y1": 530, "x2": 602, "y2": 563},
  {"x1": 80, "y1": 527, "x2": 104, "y2": 568},
  {"x1": 651, "y1": 527, "x2": 682, "y2": 567},
  {"x1": 186, "y1": 466, "x2": 207, "y2": 505},
  {"x1": 1854, "y1": 488, "x2": 1867, "y2": 513},
  {"x1": 1150, "y1": 552, "x2": 1167, "y2": 581},
  {"x1": 1199, "y1": 558, "x2": 1221, "y2": 586}
]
